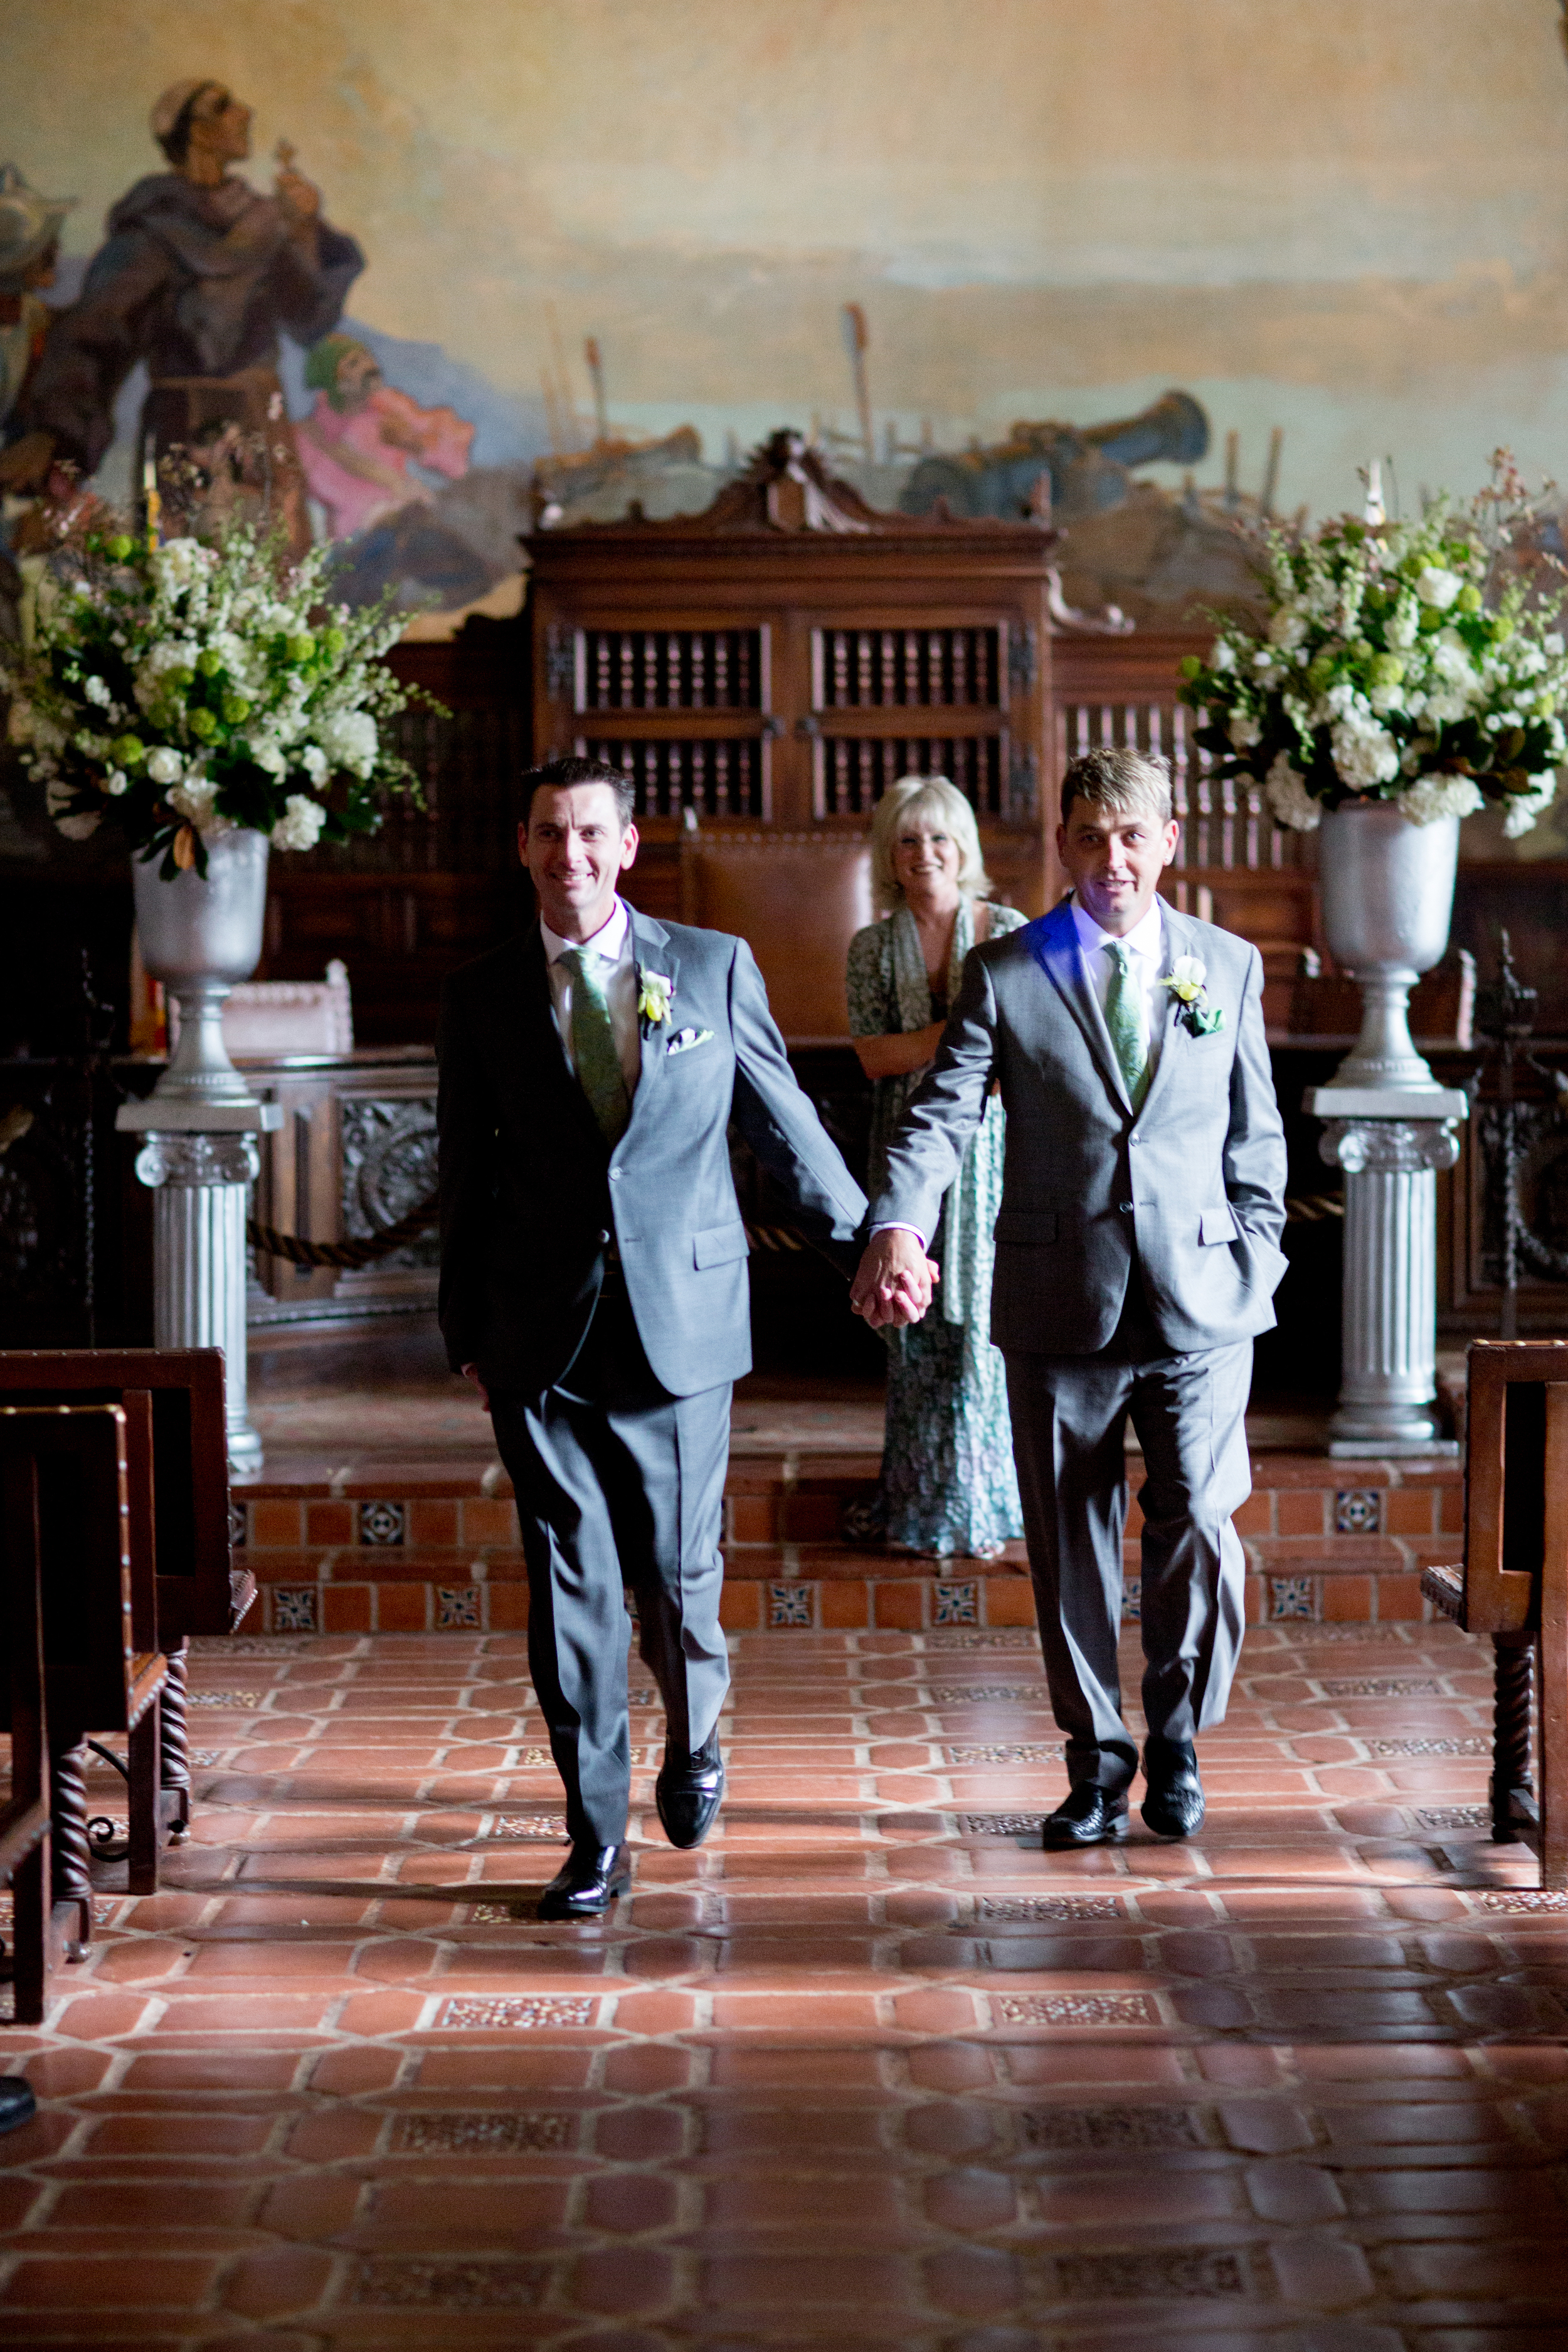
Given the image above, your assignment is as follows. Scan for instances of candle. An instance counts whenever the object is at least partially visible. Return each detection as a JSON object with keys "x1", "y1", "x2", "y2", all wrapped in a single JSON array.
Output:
[
  {"x1": 142, "y1": 455, "x2": 161, "y2": 547},
  {"x1": 1364, "y1": 460, "x2": 1385, "y2": 527}
]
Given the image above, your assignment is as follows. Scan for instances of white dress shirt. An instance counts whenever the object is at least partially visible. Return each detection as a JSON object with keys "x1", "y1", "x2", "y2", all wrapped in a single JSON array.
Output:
[
  {"x1": 1071, "y1": 894, "x2": 1167, "y2": 1083},
  {"x1": 540, "y1": 896, "x2": 643, "y2": 1096},
  {"x1": 872, "y1": 893, "x2": 1170, "y2": 1248}
]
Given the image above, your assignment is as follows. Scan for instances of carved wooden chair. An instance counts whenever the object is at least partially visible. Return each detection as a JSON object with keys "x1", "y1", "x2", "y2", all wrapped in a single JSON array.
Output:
[
  {"x1": 1421, "y1": 1340, "x2": 1568, "y2": 1887},
  {"x1": 0, "y1": 1352, "x2": 250, "y2": 1891},
  {"x1": 0, "y1": 1406, "x2": 168, "y2": 2015}
]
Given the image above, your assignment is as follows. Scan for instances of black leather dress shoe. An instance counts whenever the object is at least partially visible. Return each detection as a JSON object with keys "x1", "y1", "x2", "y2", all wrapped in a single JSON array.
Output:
[
  {"x1": 0, "y1": 2077, "x2": 36, "y2": 2136},
  {"x1": 1039, "y1": 1784, "x2": 1130, "y2": 1849},
  {"x1": 537, "y1": 1843, "x2": 630, "y2": 1922},
  {"x1": 1142, "y1": 1739, "x2": 1205, "y2": 1838},
  {"x1": 655, "y1": 1736, "x2": 725, "y2": 1850}
]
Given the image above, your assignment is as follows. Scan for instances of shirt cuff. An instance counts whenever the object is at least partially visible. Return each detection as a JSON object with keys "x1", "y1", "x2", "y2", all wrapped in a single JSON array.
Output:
[{"x1": 871, "y1": 1221, "x2": 928, "y2": 1245}]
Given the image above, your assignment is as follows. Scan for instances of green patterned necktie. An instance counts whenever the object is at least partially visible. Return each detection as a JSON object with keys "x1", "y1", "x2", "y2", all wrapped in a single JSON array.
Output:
[
  {"x1": 559, "y1": 946, "x2": 631, "y2": 1145},
  {"x1": 1104, "y1": 941, "x2": 1150, "y2": 1108}
]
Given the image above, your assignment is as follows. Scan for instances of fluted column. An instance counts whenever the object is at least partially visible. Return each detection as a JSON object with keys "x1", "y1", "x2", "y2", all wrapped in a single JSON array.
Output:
[
  {"x1": 133, "y1": 1131, "x2": 261, "y2": 1468},
  {"x1": 1311, "y1": 1094, "x2": 1467, "y2": 1456},
  {"x1": 117, "y1": 1098, "x2": 280, "y2": 1470}
]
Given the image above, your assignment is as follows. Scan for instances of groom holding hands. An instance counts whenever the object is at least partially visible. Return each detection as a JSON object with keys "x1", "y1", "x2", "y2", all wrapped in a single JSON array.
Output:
[
  {"x1": 440, "y1": 759, "x2": 866, "y2": 1918},
  {"x1": 854, "y1": 747, "x2": 1288, "y2": 1847}
]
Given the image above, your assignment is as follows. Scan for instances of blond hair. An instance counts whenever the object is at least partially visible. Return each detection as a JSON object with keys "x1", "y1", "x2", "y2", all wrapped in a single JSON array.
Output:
[
  {"x1": 1060, "y1": 745, "x2": 1173, "y2": 829},
  {"x1": 871, "y1": 775, "x2": 992, "y2": 909}
]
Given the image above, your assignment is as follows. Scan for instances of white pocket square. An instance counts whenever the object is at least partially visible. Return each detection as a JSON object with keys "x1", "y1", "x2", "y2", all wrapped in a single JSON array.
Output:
[{"x1": 665, "y1": 1025, "x2": 714, "y2": 1056}]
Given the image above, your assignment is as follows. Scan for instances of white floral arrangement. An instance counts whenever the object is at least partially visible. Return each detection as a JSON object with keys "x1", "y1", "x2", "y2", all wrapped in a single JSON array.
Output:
[
  {"x1": 1, "y1": 507, "x2": 432, "y2": 876},
  {"x1": 1178, "y1": 455, "x2": 1568, "y2": 838}
]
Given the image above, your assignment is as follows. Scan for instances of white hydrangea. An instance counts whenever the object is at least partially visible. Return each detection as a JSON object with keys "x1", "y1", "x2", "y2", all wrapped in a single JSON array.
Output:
[
  {"x1": 1264, "y1": 750, "x2": 1322, "y2": 831},
  {"x1": 1268, "y1": 607, "x2": 1308, "y2": 651},
  {"x1": 1502, "y1": 772, "x2": 1559, "y2": 839},
  {"x1": 135, "y1": 639, "x2": 199, "y2": 707},
  {"x1": 299, "y1": 744, "x2": 329, "y2": 785},
  {"x1": 105, "y1": 769, "x2": 128, "y2": 797},
  {"x1": 150, "y1": 538, "x2": 215, "y2": 594},
  {"x1": 83, "y1": 674, "x2": 112, "y2": 708},
  {"x1": 270, "y1": 794, "x2": 327, "y2": 852},
  {"x1": 1414, "y1": 566, "x2": 1463, "y2": 610},
  {"x1": 1330, "y1": 711, "x2": 1401, "y2": 789},
  {"x1": 1386, "y1": 595, "x2": 1419, "y2": 650},
  {"x1": 1397, "y1": 773, "x2": 1484, "y2": 825},
  {"x1": 1208, "y1": 637, "x2": 1236, "y2": 674},
  {"x1": 146, "y1": 746, "x2": 184, "y2": 787},
  {"x1": 320, "y1": 707, "x2": 378, "y2": 778},
  {"x1": 167, "y1": 777, "x2": 233, "y2": 837},
  {"x1": 1228, "y1": 711, "x2": 1261, "y2": 751},
  {"x1": 246, "y1": 733, "x2": 289, "y2": 779}
]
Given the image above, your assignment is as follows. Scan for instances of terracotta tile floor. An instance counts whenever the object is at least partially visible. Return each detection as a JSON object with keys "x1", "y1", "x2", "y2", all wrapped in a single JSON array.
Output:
[{"x1": 6, "y1": 1618, "x2": 1568, "y2": 2347}]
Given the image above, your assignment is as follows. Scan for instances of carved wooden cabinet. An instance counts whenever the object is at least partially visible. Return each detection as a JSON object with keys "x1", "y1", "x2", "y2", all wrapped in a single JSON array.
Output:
[
  {"x1": 526, "y1": 433, "x2": 1061, "y2": 974},
  {"x1": 241, "y1": 1046, "x2": 438, "y2": 1344}
]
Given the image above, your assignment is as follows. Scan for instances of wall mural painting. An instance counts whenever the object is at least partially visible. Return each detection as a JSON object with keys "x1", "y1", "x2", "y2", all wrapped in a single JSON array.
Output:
[{"x1": 0, "y1": 63, "x2": 1290, "y2": 647}]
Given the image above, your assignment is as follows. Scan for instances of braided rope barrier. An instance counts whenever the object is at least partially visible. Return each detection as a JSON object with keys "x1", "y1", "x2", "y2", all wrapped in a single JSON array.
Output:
[
  {"x1": 246, "y1": 1195, "x2": 439, "y2": 1270},
  {"x1": 248, "y1": 1195, "x2": 1340, "y2": 1275}
]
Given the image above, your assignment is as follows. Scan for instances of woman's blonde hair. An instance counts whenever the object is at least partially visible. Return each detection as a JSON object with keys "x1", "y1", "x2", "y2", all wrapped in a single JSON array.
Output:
[{"x1": 870, "y1": 775, "x2": 992, "y2": 908}]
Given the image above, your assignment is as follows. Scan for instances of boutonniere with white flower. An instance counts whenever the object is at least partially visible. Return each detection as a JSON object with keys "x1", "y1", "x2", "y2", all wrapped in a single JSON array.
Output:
[
  {"x1": 637, "y1": 970, "x2": 674, "y2": 1032},
  {"x1": 1162, "y1": 955, "x2": 1226, "y2": 1036}
]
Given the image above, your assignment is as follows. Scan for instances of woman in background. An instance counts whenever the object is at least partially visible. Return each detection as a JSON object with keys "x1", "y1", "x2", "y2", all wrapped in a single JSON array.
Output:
[{"x1": 846, "y1": 774, "x2": 1025, "y2": 1560}]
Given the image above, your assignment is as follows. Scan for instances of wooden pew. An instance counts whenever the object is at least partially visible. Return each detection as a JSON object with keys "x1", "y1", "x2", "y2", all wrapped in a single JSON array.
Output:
[
  {"x1": 0, "y1": 1352, "x2": 252, "y2": 1890},
  {"x1": 1421, "y1": 1340, "x2": 1568, "y2": 1887},
  {"x1": 0, "y1": 1406, "x2": 167, "y2": 2010},
  {"x1": 0, "y1": 1419, "x2": 55, "y2": 2026}
]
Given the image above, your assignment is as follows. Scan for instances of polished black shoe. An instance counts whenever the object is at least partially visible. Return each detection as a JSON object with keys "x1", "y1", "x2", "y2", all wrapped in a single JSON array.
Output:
[
  {"x1": 0, "y1": 2077, "x2": 36, "y2": 2136},
  {"x1": 1141, "y1": 1739, "x2": 1205, "y2": 1839},
  {"x1": 655, "y1": 1736, "x2": 725, "y2": 1850},
  {"x1": 1039, "y1": 1784, "x2": 1130, "y2": 1850},
  {"x1": 537, "y1": 1842, "x2": 630, "y2": 1922}
]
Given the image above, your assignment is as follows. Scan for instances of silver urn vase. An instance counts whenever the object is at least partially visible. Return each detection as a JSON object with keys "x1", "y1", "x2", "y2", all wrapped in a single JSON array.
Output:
[
  {"x1": 1306, "y1": 796, "x2": 1468, "y2": 1456},
  {"x1": 132, "y1": 827, "x2": 270, "y2": 1104},
  {"x1": 1317, "y1": 798, "x2": 1459, "y2": 1094}
]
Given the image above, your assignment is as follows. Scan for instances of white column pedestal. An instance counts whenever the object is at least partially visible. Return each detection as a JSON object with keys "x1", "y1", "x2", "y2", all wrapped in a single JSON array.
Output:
[
  {"x1": 1306, "y1": 1085, "x2": 1468, "y2": 1458},
  {"x1": 116, "y1": 1100, "x2": 282, "y2": 1473}
]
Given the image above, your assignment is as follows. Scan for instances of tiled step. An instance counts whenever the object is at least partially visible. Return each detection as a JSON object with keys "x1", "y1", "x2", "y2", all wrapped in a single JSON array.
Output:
[{"x1": 233, "y1": 1451, "x2": 1461, "y2": 1635}]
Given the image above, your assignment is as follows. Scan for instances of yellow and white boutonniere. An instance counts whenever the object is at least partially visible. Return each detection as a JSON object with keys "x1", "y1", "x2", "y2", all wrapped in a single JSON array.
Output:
[
  {"x1": 1161, "y1": 954, "x2": 1225, "y2": 1036},
  {"x1": 637, "y1": 969, "x2": 674, "y2": 1033}
]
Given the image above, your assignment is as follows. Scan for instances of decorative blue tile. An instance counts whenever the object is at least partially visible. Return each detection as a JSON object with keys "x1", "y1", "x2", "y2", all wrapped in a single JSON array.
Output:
[
  {"x1": 1269, "y1": 1574, "x2": 1318, "y2": 1621},
  {"x1": 437, "y1": 1586, "x2": 482, "y2": 1629},
  {"x1": 933, "y1": 1581, "x2": 979, "y2": 1626},
  {"x1": 1121, "y1": 1576, "x2": 1142, "y2": 1623},
  {"x1": 271, "y1": 1586, "x2": 319, "y2": 1632},
  {"x1": 359, "y1": 1501, "x2": 406, "y2": 1547},
  {"x1": 768, "y1": 1582, "x2": 814, "y2": 1627},
  {"x1": 1335, "y1": 1488, "x2": 1382, "y2": 1535}
]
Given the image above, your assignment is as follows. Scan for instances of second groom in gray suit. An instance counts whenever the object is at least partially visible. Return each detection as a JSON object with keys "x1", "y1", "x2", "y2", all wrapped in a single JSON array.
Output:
[{"x1": 853, "y1": 746, "x2": 1288, "y2": 1846}]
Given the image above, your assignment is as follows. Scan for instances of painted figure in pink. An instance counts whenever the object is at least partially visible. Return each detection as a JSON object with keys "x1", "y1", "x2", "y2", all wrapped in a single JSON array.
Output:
[{"x1": 297, "y1": 334, "x2": 474, "y2": 539}]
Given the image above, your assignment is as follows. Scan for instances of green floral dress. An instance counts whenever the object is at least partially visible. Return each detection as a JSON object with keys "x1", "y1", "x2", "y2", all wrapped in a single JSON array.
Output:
[{"x1": 846, "y1": 898, "x2": 1026, "y2": 1557}]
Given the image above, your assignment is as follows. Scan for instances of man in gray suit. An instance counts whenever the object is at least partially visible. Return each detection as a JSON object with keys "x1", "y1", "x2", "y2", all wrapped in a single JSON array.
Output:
[
  {"x1": 852, "y1": 746, "x2": 1288, "y2": 1846},
  {"x1": 439, "y1": 758, "x2": 867, "y2": 1917}
]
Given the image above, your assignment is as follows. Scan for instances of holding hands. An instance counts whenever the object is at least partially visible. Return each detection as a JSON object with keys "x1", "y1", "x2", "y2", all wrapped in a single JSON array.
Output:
[{"x1": 850, "y1": 1229, "x2": 940, "y2": 1330}]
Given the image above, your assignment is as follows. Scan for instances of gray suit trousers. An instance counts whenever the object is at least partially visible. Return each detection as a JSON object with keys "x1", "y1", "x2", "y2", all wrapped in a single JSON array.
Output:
[
  {"x1": 1005, "y1": 1287, "x2": 1251, "y2": 1789},
  {"x1": 489, "y1": 1273, "x2": 731, "y2": 1848}
]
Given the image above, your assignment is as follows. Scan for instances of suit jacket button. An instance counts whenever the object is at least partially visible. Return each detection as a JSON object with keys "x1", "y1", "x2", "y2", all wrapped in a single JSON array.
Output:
[
  {"x1": 1119, "y1": 1200, "x2": 1135, "y2": 1213},
  {"x1": 598, "y1": 1229, "x2": 612, "y2": 1246}
]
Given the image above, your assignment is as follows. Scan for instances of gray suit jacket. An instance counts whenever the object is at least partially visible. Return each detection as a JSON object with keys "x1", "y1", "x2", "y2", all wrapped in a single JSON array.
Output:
[
  {"x1": 869, "y1": 898, "x2": 1288, "y2": 1356},
  {"x1": 438, "y1": 908, "x2": 867, "y2": 1400}
]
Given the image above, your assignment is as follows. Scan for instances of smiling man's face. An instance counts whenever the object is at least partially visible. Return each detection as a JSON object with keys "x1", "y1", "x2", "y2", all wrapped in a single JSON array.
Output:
[{"x1": 1056, "y1": 795, "x2": 1179, "y2": 936}]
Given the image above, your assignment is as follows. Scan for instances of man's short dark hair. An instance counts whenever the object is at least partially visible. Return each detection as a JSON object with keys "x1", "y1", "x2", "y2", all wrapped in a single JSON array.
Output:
[
  {"x1": 520, "y1": 756, "x2": 636, "y2": 830},
  {"x1": 1060, "y1": 745, "x2": 1173, "y2": 829}
]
